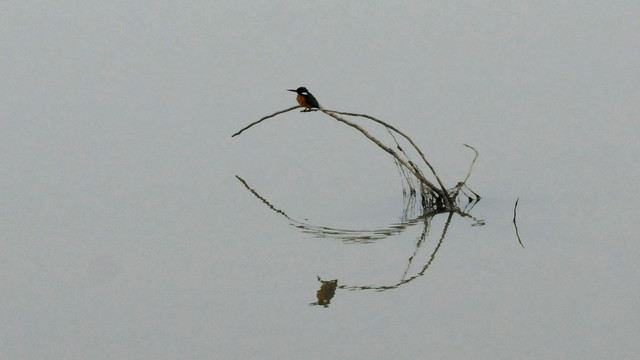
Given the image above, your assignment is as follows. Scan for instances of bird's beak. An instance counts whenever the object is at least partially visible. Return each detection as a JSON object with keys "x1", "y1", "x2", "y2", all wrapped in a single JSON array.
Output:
[{"x1": 287, "y1": 89, "x2": 296, "y2": 92}]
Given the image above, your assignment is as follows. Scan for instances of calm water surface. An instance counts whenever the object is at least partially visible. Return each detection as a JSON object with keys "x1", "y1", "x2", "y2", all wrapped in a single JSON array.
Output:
[{"x1": 3, "y1": 2, "x2": 639, "y2": 360}]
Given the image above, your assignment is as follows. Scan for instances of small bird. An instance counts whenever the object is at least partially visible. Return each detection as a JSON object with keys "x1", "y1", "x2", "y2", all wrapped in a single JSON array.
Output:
[{"x1": 287, "y1": 87, "x2": 320, "y2": 112}]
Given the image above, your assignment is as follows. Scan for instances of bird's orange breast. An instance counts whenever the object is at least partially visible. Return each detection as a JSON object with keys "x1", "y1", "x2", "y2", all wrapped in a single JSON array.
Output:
[{"x1": 297, "y1": 94, "x2": 312, "y2": 108}]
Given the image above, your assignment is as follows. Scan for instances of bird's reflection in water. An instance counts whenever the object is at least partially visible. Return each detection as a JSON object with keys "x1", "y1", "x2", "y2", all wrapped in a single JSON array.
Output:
[{"x1": 309, "y1": 277, "x2": 338, "y2": 307}]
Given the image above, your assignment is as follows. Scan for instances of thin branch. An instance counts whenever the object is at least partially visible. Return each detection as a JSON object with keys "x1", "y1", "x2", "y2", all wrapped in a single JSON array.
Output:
[
  {"x1": 232, "y1": 106, "x2": 481, "y2": 210},
  {"x1": 461, "y1": 144, "x2": 479, "y2": 187},
  {"x1": 323, "y1": 109, "x2": 452, "y2": 208},
  {"x1": 320, "y1": 109, "x2": 445, "y2": 199},
  {"x1": 450, "y1": 144, "x2": 480, "y2": 199},
  {"x1": 513, "y1": 197, "x2": 524, "y2": 248},
  {"x1": 231, "y1": 105, "x2": 301, "y2": 137}
]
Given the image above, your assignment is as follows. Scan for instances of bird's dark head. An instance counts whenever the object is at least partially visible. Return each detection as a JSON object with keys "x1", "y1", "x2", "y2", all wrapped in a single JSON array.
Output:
[{"x1": 287, "y1": 87, "x2": 309, "y2": 95}]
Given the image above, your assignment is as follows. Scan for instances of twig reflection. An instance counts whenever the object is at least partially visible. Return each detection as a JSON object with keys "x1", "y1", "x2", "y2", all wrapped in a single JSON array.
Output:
[
  {"x1": 235, "y1": 175, "x2": 480, "y2": 297},
  {"x1": 339, "y1": 212, "x2": 454, "y2": 292},
  {"x1": 235, "y1": 175, "x2": 425, "y2": 243}
]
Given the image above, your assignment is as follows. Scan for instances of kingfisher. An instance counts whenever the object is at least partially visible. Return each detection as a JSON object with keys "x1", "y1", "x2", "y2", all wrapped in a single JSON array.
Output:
[{"x1": 287, "y1": 87, "x2": 320, "y2": 112}]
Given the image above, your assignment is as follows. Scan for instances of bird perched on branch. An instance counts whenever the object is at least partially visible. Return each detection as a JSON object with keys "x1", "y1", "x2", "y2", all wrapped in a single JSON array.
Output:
[{"x1": 287, "y1": 87, "x2": 320, "y2": 112}]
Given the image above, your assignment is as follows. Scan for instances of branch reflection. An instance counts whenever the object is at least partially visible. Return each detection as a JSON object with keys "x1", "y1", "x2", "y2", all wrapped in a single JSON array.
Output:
[{"x1": 236, "y1": 175, "x2": 483, "y2": 305}]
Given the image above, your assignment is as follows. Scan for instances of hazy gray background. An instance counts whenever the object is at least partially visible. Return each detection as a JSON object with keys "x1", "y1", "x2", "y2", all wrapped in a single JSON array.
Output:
[{"x1": 2, "y1": 1, "x2": 639, "y2": 359}]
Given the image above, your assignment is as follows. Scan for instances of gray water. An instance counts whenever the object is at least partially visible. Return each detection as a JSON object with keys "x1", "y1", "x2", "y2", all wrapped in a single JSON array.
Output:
[{"x1": 3, "y1": 2, "x2": 639, "y2": 359}]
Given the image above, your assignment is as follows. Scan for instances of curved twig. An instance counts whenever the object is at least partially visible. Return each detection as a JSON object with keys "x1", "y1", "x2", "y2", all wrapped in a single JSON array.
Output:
[
  {"x1": 513, "y1": 197, "x2": 524, "y2": 248},
  {"x1": 461, "y1": 144, "x2": 479, "y2": 186},
  {"x1": 323, "y1": 109, "x2": 452, "y2": 208},
  {"x1": 450, "y1": 144, "x2": 480, "y2": 199},
  {"x1": 233, "y1": 106, "x2": 481, "y2": 210},
  {"x1": 231, "y1": 105, "x2": 301, "y2": 137},
  {"x1": 320, "y1": 110, "x2": 446, "y2": 200}
]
